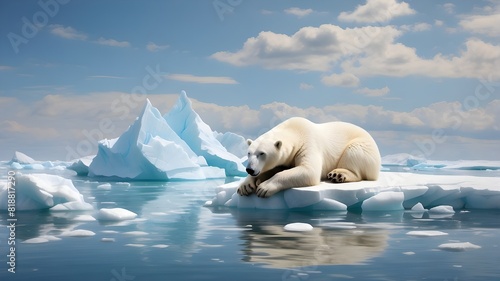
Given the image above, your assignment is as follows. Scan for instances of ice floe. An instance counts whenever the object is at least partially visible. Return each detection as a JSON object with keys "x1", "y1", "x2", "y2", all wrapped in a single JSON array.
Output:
[
  {"x1": 0, "y1": 173, "x2": 90, "y2": 211},
  {"x1": 206, "y1": 172, "x2": 500, "y2": 211},
  {"x1": 96, "y1": 208, "x2": 137, "y2": 221}
]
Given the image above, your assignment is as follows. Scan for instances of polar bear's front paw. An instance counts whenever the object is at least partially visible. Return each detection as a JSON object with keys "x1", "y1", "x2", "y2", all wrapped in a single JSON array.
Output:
[
  {"x1": 255, "y1": 182, "x2": 280, "y2": 198},
  {"x1": 237, "y1": 178, "x2": 257, "y2": 196},
  {"x1": 327, "y1": 170, "x2": 347, "y2": 183}
]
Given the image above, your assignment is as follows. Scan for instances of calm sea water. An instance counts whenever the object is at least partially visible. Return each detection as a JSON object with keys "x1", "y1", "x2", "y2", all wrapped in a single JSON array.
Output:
[{"x1": 1, "y1": 168, "x2": 500, "y2": 281}]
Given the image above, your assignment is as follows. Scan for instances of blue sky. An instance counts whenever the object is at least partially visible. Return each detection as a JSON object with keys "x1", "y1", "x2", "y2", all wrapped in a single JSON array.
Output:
[{"x1": 0, "y1": 0, "x2": 499, "y2": 161}]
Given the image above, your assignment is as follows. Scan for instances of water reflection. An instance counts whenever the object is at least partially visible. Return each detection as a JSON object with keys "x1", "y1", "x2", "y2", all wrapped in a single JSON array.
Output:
[{"x1": 218, "y1": 209, "x2": 389, "y2": 269}]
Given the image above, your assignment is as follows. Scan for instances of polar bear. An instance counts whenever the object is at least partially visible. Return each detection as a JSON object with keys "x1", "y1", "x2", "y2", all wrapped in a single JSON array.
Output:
[{"x1": 237, "y1": 117, "x2": 381, "y2": 198}]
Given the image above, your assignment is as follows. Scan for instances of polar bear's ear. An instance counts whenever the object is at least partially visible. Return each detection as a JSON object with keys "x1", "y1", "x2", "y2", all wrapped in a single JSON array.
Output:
[
  {"x1": 274, "y1": 140, "x2": 282, "y2": 150},
  {"x1": 246, "y1": 139, "x2": 253, "y2": 146}
]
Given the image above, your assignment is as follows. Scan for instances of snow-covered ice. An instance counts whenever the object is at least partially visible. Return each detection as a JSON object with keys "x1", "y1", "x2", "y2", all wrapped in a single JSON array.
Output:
[
  {"x1": 60, "y1": 229, "x2": 96, "y2": 237},
  {"x1": 206, "y1": 172, "x2": 500, "y2": 211},
  {"x1": 382, "y1": 153, "x2": 500, "y2": 171},
  {"x1": 10, "y1": 151, "x2": 36, "y2": 164},
  {"x1": 88, "y1": 92, "x2": 246, "y2": 180},
  {"x1": 0, "y1": 173, "x2": 90, "y2": 211},
  {"x1": 96, "y1": 208, "x2": 137, "y2": 221},
  {"x1": 283, "y1": 222, "x2": 313, "y2": 232},
  {"x1": 164, "y1": 91, "x2": 246, "y2": 177},
  {"x1": 68, "y1": 155, "x2": 95, "y2": 176}
]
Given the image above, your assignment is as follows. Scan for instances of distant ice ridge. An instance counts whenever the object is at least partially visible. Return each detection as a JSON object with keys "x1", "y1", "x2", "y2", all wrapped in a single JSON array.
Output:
[
  {"x1": 7, "y1": 151, "x2": 71, "y2": 171},
  {"x1": 205, "y1": 172, "x2": 500, "y2": 211},
  {"x1": 88, "y1": 91, "x2": 246, "y2": 180},
  {"x1": 382, "y1": 153, "x2": 500, "y2": 171},
  {"x1": 0, "y1": 173, "x2": 92, "y2": 211}
]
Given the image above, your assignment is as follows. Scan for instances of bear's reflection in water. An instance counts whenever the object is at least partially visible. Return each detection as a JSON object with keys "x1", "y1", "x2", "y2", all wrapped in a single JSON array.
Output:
[{"x1": 226, "y1": 210, "x2": 388, "y2": 269}]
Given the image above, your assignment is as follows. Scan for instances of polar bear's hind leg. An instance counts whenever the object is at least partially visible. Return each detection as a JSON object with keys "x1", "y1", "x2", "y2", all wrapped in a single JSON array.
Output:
[{"x1": 328, "y1": 138, "x2": 380, "y2": 183}]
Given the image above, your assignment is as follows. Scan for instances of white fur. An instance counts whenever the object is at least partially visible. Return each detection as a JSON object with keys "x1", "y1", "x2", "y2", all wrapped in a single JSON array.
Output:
[{"x1": 237, "y1": 117, "x2": 381, "y2": 198}]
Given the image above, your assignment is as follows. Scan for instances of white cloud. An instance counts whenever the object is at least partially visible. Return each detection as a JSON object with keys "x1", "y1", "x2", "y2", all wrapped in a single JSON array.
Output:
[
  {"x1": 165, "y1": 73, "x2": 238, "y2": 84},
  {"x1": 459, "y1": 3, "x2": 500, "y2": 37},
  {"x1": 338, "y1": 0, "x2": 415, "y2": 23},
  {"x1": 261, "y1": 9, "x2": 273, "y2": 15},
  {"x1": 146, "y1": 42, "x2": 169, "y2": 52},
  {"x1": 435, "y1": 20, "x2": 444, "y2": 27},
  {"x1": 1, "y1": 92, "x2": 499, "y2": 160},
  {"x1": 49, "y1": 24, "x2": 87, "y2": 40},
  {"x1": 355, "y1": 86, "x2": 390, "y2": 97},
  {"x1": 96, "y1": 37, "x2": 130, "y2": 48},
  {"x1": 299, "y1": 83, "x2": 313, "y2": 90},
  {"x1": 443, "y1": 3, "x2": 455, "y2": 14},
  {"x1": 0, "y1": 65, "x2": 14, "y2": 71},
  {"x1": 211, "y1": 24, "x2": 403, "y2": 72},
  {"x1": 321, "y1": 73, "x2": 360, "y2": 87},
  {"x1": 284, "y1": 7, "x2": 313, "y2": 18}
]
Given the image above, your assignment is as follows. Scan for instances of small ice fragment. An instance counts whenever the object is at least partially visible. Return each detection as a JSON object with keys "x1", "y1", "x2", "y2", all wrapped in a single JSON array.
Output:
[
  {"x1": 61, "y1": 229, "x2": 96, "y2": 237},
  {"x1": 321, "y1": 222, "x2": 357, "y2": 230},
  {"x1": 407, "y1": 230, "x2": 448, "y2": 237},
  {"x1": 403, "y1": 252, "x2": 415, "y2": 255},
  {"x1": 125, "y1": 244, "x2": 146, "y2": 247},
  {"x1": 97, "y1": 208, "x2": 137, "y2": 221},
  {"x1": 97, "y1": 183, "x2": 112, "y2": 190},
  {"x1": 283, "y1": 222, "x2": 313, "y2": 232},
  {"x1": 101, "y1": 230, "x2": 119, "y2": 234},
  {"x1": 115, "y1": 182, "x2": 131, "y2": 187},
  {"x1": 73, "y1": 215, "x2": 97, "y2": 222},
  {"x1": 101, "y1": 238, "x2": 115, "y2": 242},
  {"x1": 429, "y1": 205, "x2": 455, "y2": 214},
  {"x1": 23, "y1": 237, "x2": 50, "y2": 244},
  {"x1": 438, "y1": 242, "x2": 481, "y2": 252},
  {"x1": 410, "y1": 203, "x2": 426, "y2": 212},
  {"x1": 123, "y1": 231, "x2": 149, "y2": 236},
  {"x1": 152, "y1": 244, "x2": 169, "y2": 248}
]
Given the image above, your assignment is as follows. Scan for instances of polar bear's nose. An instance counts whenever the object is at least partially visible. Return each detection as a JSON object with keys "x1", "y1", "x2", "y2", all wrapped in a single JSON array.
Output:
[{"x1": 246, "y1": 168, "x2": 255, "y2": 176}]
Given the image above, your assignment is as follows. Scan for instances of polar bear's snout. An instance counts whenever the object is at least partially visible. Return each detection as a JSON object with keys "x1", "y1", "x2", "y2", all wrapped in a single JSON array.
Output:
[{"x1": 246, "y1": 167, "x2": 257, "y2": 176}]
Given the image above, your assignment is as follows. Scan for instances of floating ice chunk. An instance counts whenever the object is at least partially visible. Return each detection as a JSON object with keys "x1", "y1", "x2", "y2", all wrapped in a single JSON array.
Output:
[
  {"x1": 321, "y1": 222, "x2": 356, "y2": 230},
  {"x1": 429, "y1": 205, "x2": 455, "y2": 214},
  {"x1": 438, "y1": 242, "x2": 481, "y2": 252},
  {"x1": 123, "y1": 231, "x2": 149, "y2": 236},
  {"x1": 0, "y1": 173, "x2": 88, "y2": 211},
  {"x1": 10, "y1": 151, "x2": 36, "y2": 164},
  {"x1": 23, "y1": 235, "x2": 61, "y2": 244},
  {"x1": 125, "y1": 244, "x2": 146, "y2": 247},
  {"x1": 406, "y1": 231, "x2": 448, "y2": 237},
  {"x1": 152, "y1": 244, "x2": 169, "y2": 248},
  {"x1": 164, "y1": 91, "x2": 246, "y2": 177},
  {"x1": 72, "y1": 215, "x2": 97, "y2": 222},
  {"x1": 61, "y1": 229, "x2": 96, "y2": 237},
  {"x1": 207, "y1": 172, "x2": 500, "y2": 211},
  {"x1": 362, "y1": 191, "x2": 404, "y2": 211},
  {"x1": 381, "y1": 153, "x2": 425, "y2": 167},
  {"x1": 68, "y1": 155, "x2": 95, "y2": 176},
  {"x1": 403, "y1": 252, "x2": 415, "y2": 255},
  {"x1": 115, "y1": 182, "x2": 131, "y2": 187},
  {"x1": 96, "y1": 208, "x2": 137, "y2": 221},
  {"x1": 50, "y1": 201, "x2": 94, "y2": 211},
  {"x1": 101, "y1": 238, "x2": 115, "y2": 242},
  {"x1": 97, "y1": 183, "x2": 112, "y2": 190},
  {"x1": 284, "y1": 223, "x2": 313, "y2": 232},
  {"x1": 10, "y1": 162, "x2": 23, "y2": 169},
  {"x1": 409, "y1": 203, "x2": 426, "y2": 212}
]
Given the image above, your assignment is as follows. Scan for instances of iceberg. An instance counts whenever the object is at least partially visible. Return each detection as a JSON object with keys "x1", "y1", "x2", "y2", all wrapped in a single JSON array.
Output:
[
  {"x1": 382, "y1": 153, "x2": 500, "y2": 171},
  {"x1": 214, "y1": 131, "x2": 248, "y2": 159},
  {"x1": 164, "y1": 91, "x2": 246, "y2": 177},
  {"x1": 0, "y1": 173, "x2": 90, "y2": 211},
  {"x1": 205, "y1": 172, "x2": 500, "y2": 211},
  {"x1": 10, "y1": 151, "x2": 36, "y2": 164},
  {"x1": 68, "y1": 155, "x2": 95, "y2": 176},
  {"x1": 88, "y1": 98, "x2": 225, "y2": 180}
]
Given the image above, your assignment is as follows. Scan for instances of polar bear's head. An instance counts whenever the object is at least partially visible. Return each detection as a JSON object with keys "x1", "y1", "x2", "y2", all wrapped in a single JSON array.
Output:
[{"x1": 245, "y1": 138, "x2": 283, "y2": 177}]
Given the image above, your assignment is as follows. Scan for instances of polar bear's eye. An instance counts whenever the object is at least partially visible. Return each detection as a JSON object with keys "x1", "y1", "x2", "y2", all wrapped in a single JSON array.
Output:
[{"x1": 259, "y1": 152, "x2": 265, "y2": 157}]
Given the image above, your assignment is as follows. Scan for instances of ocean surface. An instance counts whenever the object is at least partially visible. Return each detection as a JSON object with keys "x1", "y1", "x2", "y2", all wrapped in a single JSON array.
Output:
[{"x1": 1, "y1": 166, "x2": 500, "y2": 281}]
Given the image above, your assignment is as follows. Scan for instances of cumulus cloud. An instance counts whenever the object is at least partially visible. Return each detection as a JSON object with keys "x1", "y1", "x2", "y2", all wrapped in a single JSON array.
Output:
[
  {"x1": 1, "y1": 92, "x2": 499, "y2": 160},
  {"x1": 355, "y1": 86, "x2": 390, "y2": 97},
  {"x1": 443, "y1": 3, "x2": 455, "y2": 14},
  {"x1": 49, "y1": 24, "x2": 88, "y2": 40},
  {"x1": 165, "y1": 73, "x2": 238, "y2": 84},
  {"x1": 321, "y1": 73, "x2": 360, "y2": 87},
  {"x1": 96, "y1": 37, "x2": 130, "y2": 48},
  {"x1": 400, "y1": 22, "x2": 432, "y2": 32},
  {"x1": 284, "y1": 7, "x2": 313, "y2": 18},
  {"x1": 459, "y1": 3, "x2": 500, "y2": 37},
  {"x1": 146, "y1": 42, "x2": 169, "y2": 52},
  {"x1": 338, "y1": 0, "x2": 415, "y2": 23}
]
